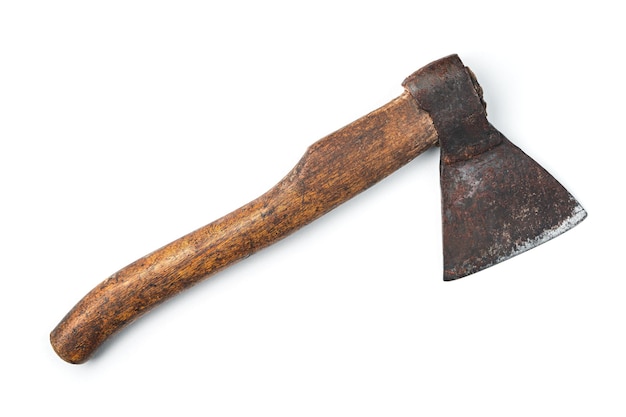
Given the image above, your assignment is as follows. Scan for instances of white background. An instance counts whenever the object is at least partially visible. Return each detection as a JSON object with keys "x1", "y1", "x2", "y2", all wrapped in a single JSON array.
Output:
[{"x1": 1, "y1": 1, "x2": 623, "y2": 415}]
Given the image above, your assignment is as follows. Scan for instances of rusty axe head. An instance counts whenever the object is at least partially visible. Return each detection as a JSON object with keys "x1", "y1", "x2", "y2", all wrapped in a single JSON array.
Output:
[{"x1": 404, "y1": 55, "x2": 586, "y2": 280}]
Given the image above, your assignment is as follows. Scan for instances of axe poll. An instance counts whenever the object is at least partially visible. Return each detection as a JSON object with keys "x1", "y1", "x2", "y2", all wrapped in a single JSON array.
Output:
[{"x1": 51, "y1": 55, "x2": 586, "y2": 364}]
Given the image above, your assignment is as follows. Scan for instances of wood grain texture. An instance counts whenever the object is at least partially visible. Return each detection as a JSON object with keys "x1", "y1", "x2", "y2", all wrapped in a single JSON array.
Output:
[{"x1": 50, "y1": 91, "x2": 438, "y2": 364}]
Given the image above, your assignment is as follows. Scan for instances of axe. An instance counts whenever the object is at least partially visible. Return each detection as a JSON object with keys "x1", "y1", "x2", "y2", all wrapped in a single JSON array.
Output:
[{"x1": 51, "y1": 55, "x2": 586, "y2": 364}]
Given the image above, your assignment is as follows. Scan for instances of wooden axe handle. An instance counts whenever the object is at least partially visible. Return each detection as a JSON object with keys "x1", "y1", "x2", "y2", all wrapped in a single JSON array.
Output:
[{"x1": 50, "y1": 91, "x2": 438, "y2": 363}]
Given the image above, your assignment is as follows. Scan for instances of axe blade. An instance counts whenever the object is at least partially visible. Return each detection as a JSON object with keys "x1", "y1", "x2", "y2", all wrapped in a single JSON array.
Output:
[
  {"x1": 404, "y1": 55, "x2": 586, "y2": 280},
  {"x1": 440, "y1": 137, "x2": 587, "y2": 280}
]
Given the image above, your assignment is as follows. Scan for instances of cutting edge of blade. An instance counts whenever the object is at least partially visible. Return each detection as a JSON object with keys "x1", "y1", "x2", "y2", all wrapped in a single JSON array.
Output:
[{"x1": 444, "y1": 198, "x2": 587, "y2": 281}]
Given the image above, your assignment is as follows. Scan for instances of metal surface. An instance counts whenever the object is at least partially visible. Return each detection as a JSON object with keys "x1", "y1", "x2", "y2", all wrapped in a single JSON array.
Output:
[{"x1": 404, "y1": 55, "x2": 587, "y2": 280}]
